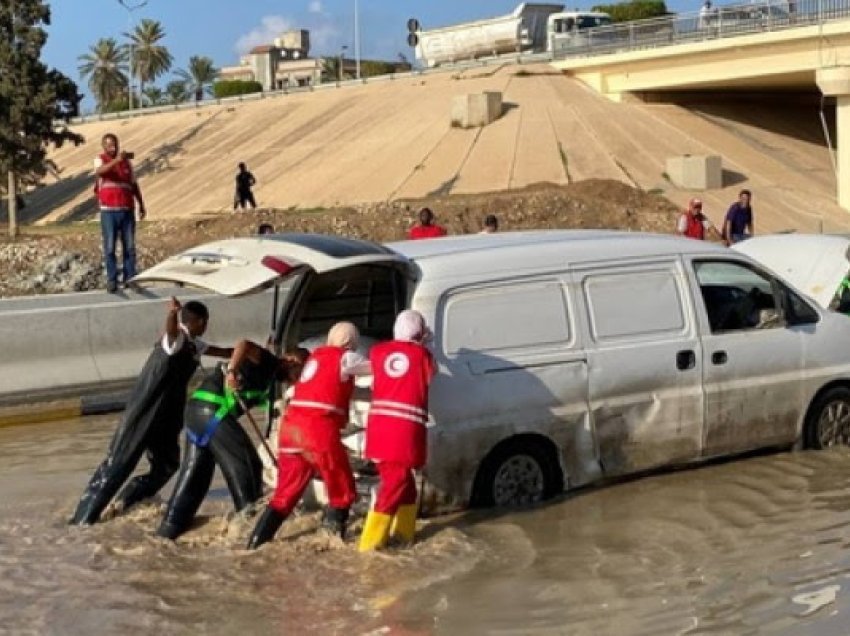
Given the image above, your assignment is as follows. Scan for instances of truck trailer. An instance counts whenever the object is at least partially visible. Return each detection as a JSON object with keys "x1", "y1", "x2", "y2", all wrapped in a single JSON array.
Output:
[{"x1": 414, "y1": 3, "x2": 565, "y2": 68}]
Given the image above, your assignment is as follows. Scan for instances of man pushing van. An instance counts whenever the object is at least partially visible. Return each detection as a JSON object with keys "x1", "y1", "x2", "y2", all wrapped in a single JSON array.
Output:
[{"x1": 70, "y1": 297, "x2": 232, "y2": 526}]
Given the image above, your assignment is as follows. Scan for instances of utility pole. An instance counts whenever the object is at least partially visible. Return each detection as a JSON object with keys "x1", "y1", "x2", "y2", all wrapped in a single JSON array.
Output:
[
  {"x1": 118, "y1": 0, "x2": 148, "y2": 111},
  {"x1": 8, "y1": 0, "x2": 17, "y2": 238},
  {"x1": 354, "y1": 0, "x2": 361, "y2": 79},
  {"x1": 8, "y1": 171, "x2": 17, "y2": 239}
]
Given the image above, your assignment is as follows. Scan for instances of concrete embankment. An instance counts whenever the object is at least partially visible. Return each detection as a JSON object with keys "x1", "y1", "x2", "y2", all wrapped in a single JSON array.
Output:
[{"x1": 0, "y1": 287, "x2": 273, "y2": 426}]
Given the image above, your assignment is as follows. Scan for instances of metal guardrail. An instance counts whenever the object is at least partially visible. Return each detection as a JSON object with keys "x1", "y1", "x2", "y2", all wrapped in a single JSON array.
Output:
[
  {"x1": 65, "y1": 53, "x2": 552, "y2": 125},
  {"x1": 550, "y1": 0, "x2": 850, "y2": 59}
]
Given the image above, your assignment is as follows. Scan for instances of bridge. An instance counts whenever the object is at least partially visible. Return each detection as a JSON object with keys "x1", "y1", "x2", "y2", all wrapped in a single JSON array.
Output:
[{"x1": 551, "y1": 0, "x2": 850, "y2": 209}]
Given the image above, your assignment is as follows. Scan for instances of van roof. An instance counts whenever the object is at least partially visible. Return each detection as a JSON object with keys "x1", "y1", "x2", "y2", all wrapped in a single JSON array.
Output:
[
  {"x1": 134, "y1": 230, "x2": 731, "y2": 296},
  {"x1": 390, "y1": 230, "x2": 730, "y2": 280}
]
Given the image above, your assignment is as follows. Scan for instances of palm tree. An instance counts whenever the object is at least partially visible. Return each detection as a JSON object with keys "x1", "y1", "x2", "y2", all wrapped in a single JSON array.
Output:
[
  {"x1": 165, "y1": 79, "x2": 189, "y2": 104},
  {"x1": 175, "y1": 56, "x2": 218, "y2": 102},
  {"x1": 125, "y1": 19, "x2": 173, "y2": 96},
  {"x1": 78, "y1": 38, "x2": 128, "y2": 112},
  {"x1": 142, "y1": 86, "x2": 164, "y2": 107}
]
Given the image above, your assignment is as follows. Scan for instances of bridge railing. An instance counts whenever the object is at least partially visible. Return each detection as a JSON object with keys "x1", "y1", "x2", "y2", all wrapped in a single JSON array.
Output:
[{"x1": 551, "y1": 0, "x2": 850, "y2": 59}]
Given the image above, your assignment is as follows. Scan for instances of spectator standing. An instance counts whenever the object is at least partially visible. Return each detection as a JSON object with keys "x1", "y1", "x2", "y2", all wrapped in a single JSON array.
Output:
[
  {"x1": 479, "y1": 214, "x2": 499, "y2": 234},
  {"x1": 408, "y1": 208, "x2": 447, "y2": 240},
  {"x1": 723, "y1": 189, "x2": 755, "y2": 245},
  {"x1": 94, "y1": 133, "x2": 146, "y2": 294},
  {"x1": 677, "y1": 198, "x2": 722, "y2": 241},
  {"x1": 234, "y1": 162, "x2": 257, "y2": 211}
]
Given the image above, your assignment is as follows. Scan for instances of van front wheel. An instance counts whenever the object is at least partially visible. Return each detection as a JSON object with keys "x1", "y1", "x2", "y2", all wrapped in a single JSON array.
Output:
[
  {"x1": 472, "y1": 438, "x2": 563, "y2": 508},
  {"x1": 805, "y1": 386, "x2": 850, "y2": 449}
]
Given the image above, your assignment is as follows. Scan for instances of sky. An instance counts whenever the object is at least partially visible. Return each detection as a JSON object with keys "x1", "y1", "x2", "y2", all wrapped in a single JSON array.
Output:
[{"x1": 42, "y1": 0, "x2": 542, "y2": 110}]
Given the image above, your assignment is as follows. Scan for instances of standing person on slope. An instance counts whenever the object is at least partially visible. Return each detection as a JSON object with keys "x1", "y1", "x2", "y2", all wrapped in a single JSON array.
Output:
[{"x1": 95, "y1": 133, "x2": 146, "y2": 293}]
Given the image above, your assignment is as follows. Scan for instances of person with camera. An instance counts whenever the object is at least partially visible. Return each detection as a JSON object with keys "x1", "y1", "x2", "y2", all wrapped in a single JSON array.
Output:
[{"x1": 94, "y1": 133, "x2": 146, "y2": 293}]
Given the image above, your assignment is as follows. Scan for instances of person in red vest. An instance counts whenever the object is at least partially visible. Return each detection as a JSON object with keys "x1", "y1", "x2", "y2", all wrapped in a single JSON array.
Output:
[
  {"x1": 408, "y1": 208, "x2": 448, "y2": 240},
  {"x1": 246, "y1": 322, "x2": 371, "y2": 549},
  {"x1": 359, "y1": 309, "x2": 437, "y2": 552},
  {"x1": 94, "y1": 133, "x2": 146, "y2": 293},
  {"x1": 677, "y1": 198, "x2": 722, "y2": 242}
]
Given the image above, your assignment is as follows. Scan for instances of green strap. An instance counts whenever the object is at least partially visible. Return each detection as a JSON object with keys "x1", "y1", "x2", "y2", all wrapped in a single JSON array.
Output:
[{"x1": 191, "y1": 387, "x2": 269, "y2": 419}]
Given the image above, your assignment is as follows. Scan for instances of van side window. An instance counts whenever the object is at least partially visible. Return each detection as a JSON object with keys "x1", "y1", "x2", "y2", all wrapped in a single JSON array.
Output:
[
  {"x1": 694, "y1": 261, "x2": 784, "y2": 332},
  {"x1": 583, "y1": 268, "x2": 686, "y2": 342},
  {"x1": 296, "y1": 265, "x2": 403, "y2": 344},
  {"x1": 444, "y1": 280, "x2": 571, "y2": 355}
]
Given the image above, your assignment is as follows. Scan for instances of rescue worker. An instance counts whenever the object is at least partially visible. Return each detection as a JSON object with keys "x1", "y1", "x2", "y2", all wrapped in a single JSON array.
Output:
[
  {"x1": 247, "y1": 322, "x2": 371, "y2": 549},
  {"x1": 70, "y1": 297, "x2": 232, "y2": 526},
  {"x1": 359, "y1": 310, "x2": 437, "y2": 552},
  {"x1": 156, "y1": 340, "x2": 305, "y2": 541},
  {"x1": 677, "y1": 198, "x2": 722, "y2": 242}
]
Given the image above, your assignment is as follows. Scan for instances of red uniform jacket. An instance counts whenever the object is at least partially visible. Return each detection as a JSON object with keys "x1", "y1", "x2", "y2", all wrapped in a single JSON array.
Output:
[
  {"x1": 408, "y1": 224, "x2": 447, "y2": 240},
  {"x1": 365, "y1": 340, "x2": 436, "y2": 468},
  {"x1": 96, "y1": 153, "x2": 136, "y2": 212},
  {"x1": 279, "y1": 346, "x2": 354, "y2": 453},
  {"x1": 680, "y1": 212, "x2": 707, "y2": 240}
]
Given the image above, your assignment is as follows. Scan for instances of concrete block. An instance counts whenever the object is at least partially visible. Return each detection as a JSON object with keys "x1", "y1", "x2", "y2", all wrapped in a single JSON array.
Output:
[
  {"x1": 666, "y1": 154, "x2": 723, "y2": 190},
  {"x1": 451, "y1": 91, "x2": 503, "y2": 128}
]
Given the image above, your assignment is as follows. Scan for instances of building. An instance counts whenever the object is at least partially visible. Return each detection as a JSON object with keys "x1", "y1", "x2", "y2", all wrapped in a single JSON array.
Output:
[
  {"x1": 218, "y1": 29, "x2": 412, "y2": 90},
  {"x1": 218, "y1": 30, "x2": 323, "y2": 90}
]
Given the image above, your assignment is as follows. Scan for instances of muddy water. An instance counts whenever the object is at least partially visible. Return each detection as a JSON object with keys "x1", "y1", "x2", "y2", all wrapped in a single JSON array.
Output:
[{"x1": 4, "y1": 419, "x2": 850, "y2": 635}]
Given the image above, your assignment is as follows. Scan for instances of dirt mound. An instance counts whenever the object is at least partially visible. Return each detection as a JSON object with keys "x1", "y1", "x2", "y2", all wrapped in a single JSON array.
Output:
[{"x1": 0, "y1": 179, "x2": 680, "y2": 298}]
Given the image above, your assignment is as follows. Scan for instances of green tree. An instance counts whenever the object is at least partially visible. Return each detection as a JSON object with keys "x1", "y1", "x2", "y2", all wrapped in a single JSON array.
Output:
[
  {"x1": 78, "y1": 37, "x2": 128, "y2": 112},
  {"x1": 165, "y1": 79, "x2": 189, "y2": 104},
  {"x1": 142, "y1": 85, "x2": 163, "y2": 106},
  {"x1": 0, "y1": 0, "x2": 83, "y2": 237},
  {"x1": 125, "y1": 18, "x2": 172, "y2": 96},
  {"x1": 175, "y1": 55, "x2": 218, "y2": 102},
  {"x1": 592, "y1": 0, "x2": 669, "y2": 22}
]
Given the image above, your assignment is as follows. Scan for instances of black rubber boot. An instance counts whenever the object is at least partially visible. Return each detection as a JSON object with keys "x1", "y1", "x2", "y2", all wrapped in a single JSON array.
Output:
[
  {"x1": 247, "y1": 506, "x2": 287, "y2": 550},
  {"x1": 323, "y1": 507, "x2": 350, "y2": 540}
]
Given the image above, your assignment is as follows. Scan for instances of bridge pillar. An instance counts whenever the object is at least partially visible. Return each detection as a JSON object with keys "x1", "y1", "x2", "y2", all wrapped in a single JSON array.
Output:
[{"x1": 817, "y1": 67, "x2": 850, "y2": 211}]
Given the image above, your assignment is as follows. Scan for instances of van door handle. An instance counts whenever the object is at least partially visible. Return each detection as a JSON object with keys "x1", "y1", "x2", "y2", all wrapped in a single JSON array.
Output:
[
  {"x1": 676, "y1": 350, "x2": 696, "y2": 371},
  {"x1": 712, "y1": 351, "x2": 728, "y2": 365}
]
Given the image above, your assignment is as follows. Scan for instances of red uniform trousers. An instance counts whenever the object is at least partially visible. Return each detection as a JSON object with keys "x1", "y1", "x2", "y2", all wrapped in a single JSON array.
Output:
[
  {"x1": 269, "y1": 443, "x2": 356, "y2": 515},
  {"x1": 373, "y1": 461, "x2": 418, "y2": 515}
]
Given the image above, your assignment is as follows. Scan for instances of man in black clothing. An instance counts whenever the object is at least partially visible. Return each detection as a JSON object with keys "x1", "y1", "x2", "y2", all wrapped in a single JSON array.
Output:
[
  {"x1": 233, "y1": 162, "x2": 257, "y2": 211},
  {"x1": 156, "y1": 340, "x2": 305, "y2": 541},
  {"x1": 70, "y1": 297, "x2": 232, "y2": 526}
]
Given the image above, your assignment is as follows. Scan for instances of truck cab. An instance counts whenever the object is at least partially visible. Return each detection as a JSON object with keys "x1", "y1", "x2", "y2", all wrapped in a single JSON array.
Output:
[{"x1": 547, "y1": 11, "x2": 613, "y2": 52}]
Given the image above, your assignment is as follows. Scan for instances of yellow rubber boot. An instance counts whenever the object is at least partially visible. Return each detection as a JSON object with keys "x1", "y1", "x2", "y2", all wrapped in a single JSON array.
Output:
[
  {"x1": 389, "y1": 504, "x2": 418, "y2": 545},
  {"x1": 358, "y1": 511, "x2": 392, "y2": 552}
]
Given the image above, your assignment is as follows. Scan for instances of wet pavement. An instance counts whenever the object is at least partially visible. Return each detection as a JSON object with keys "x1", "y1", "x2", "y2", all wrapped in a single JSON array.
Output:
[{"x1": 4, "y1": 416, "x2": 850, "y2": 634}]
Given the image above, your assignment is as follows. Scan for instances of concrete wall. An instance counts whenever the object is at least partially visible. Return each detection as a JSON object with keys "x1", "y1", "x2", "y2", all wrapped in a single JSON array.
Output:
[{"x1": 0, "y1": 288, "x2": 274, "y2": 405}]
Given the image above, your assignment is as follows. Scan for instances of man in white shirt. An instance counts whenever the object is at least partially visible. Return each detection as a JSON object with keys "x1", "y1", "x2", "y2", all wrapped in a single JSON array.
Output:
[{"x1": 70, "y1": 297, "x2": 232, "y2": 525}]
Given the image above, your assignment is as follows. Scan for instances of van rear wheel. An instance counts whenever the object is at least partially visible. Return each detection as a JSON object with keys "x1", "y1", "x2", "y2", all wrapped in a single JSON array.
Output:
[
  {"x1": 472, "y1": 438, "x2": 562, "y2": 508},
  {"x1": 805, "y1": 387, "x2": 850, "y2": 449}
]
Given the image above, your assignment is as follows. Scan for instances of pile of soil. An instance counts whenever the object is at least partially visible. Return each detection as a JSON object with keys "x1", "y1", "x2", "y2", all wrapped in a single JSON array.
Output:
[{"x1": 0, "y1": 180, "x2": 680, "y2": 298}]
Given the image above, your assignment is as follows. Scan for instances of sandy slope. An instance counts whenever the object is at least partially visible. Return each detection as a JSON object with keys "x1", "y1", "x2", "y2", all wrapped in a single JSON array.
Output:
[{"x1": 20, "y1": 63, "x2": 850, "y2": 234}]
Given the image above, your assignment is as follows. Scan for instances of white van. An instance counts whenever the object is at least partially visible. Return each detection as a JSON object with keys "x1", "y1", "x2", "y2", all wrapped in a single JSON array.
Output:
[{"x1": 136, "y1": 231, "x2": 850, "y2": 513}]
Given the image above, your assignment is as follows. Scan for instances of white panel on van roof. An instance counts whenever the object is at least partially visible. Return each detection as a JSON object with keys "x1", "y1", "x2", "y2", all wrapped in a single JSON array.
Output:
[{"x1": 584, "y1": 267, "x2": 686, "y2": 342}]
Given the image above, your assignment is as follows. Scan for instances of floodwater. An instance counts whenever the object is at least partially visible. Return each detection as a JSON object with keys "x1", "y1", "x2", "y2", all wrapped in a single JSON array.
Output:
[{"x1": 4, "y1": 419, "x2": 850, "y2": 635}]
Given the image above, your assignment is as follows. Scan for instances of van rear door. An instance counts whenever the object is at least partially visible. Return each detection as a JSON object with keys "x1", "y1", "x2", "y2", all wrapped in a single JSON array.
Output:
[
  {"x1": 132, "y1": 233, "x2": 410, "y2": 296},
  {"x1": 577, "y1": 258, "x2": 704, "y2": 475}
]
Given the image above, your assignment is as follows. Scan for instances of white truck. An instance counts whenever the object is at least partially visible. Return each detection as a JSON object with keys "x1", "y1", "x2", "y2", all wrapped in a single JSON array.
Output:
[{"x1": 414, "y1": 3, "x2": 565, "y2": 68}]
